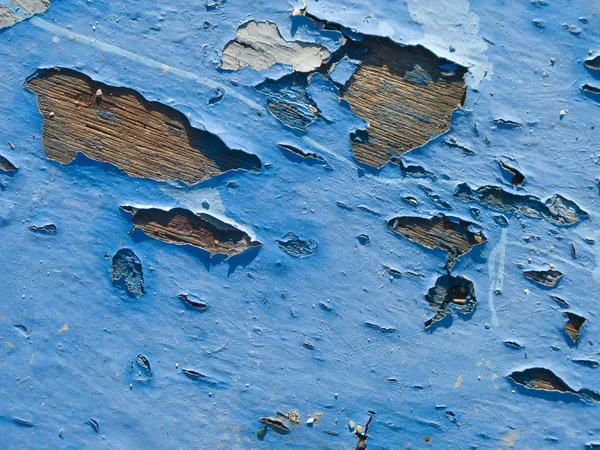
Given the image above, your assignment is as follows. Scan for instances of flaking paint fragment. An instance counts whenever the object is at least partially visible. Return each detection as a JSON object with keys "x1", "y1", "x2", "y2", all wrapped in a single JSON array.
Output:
[
  {"x1": 0, "y1": 6, "x2": 19, "y2": 29},
  {"x1": 508, "y1": 367, "x2": 600, "y2": 403},
  {"x1": 121, "y1": 206, "x2": 261, "y2": 257},
  {"x1": 387, "y1": 214, "x2": 486, "y2": 269},
  {"x1": 221, "y1": 21, "x2": 331, "y2": 72},
  {"x1": 12, "y1": 0, "x2": 50, "y2": 14}
]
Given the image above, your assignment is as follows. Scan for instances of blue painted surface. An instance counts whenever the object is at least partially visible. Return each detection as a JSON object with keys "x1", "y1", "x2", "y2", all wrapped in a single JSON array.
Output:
[{"x1": 0, "y1": 0, "x2": 599, "y2": 448}]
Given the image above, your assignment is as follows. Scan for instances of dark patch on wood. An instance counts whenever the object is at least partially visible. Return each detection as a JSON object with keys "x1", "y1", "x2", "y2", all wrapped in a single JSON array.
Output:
[
  {"x1": 12, "y1": 417, "x2": 34, "y2": 427},
  {"x1": 182, "y1": 369, "x2": 218, "y2": 385},
  {"x1": 26, "y1": 68, "x2": 261, "y2": 185},
  {"x1": 424, "y1": 274, "x2": 477, "y2": 329},
  {"x1": 387, "y1": 214, "x2": 486, "y2": 269},
  {"x1": 493, "y1": 118, "x2": 522, "y2": 127},
  {"x1": 121, "y1": 205, "x2": 261, "y2": 257},
  {"x1": 454, "y1": 183, "x2": 588, "y2": 226},
  {"x1": 564, "y1": 312, "x2": 586, "y2": 344},
  {"x1": 259, "y1": 417, "x2": 291, "y2": 435},
  {"x1": 507, "y1": 367, "x2": 600, "y2": 403},
  {"x1": 339, "y1": 38, "x2": 468, "y2": 168},
  {"x1": 355, "y1": 412, "x2": 375, "y2": 450},
  {"x1": 136, "y1": 354, "x2": 152, "y2": 376},
  {"x1": 87, "y1": 418, "x2": 99, "y2": 433},
  {"x1": 523, "y1": 269, "x2": 563, "y2": 287}
]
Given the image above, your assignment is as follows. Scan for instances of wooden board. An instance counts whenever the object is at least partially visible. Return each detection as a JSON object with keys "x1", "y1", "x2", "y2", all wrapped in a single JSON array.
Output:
[{"x1": 27, "y1": 68, "x2": 262, "y2": 185}]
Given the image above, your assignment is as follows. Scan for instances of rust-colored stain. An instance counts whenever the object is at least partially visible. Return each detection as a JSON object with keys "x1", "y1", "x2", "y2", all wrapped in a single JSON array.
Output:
[
  {"x1": 121, "y1": 205, "x2": 262, "y2": 257},
  {"x1": 26, "y1": 68, "x2": 261, "y2": 185}
]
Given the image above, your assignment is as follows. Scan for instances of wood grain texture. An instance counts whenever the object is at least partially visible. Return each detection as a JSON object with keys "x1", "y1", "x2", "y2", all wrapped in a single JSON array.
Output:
[
  {"x1": 341, "y1": 38, "x2": 468, "y2": 168},
  {"x1": 27, "y1": 68, "x2": 261, "y2": 185},
  {"x1": 121, "y1": 205, "x2": 261, "y2": 257},
  {"x1": 387, "y1": 214, "x2": 486, "y2": 268}
]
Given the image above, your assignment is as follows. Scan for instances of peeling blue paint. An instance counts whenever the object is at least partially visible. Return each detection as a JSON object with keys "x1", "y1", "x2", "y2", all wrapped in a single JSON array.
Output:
[{"x1": 1, "y1": 0, "x2": 600, "y2": 448}]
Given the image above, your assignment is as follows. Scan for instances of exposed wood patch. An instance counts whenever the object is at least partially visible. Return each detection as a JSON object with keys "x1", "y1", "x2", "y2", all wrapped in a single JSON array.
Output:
[
  {"x1": 454, "y1": 184, "x2": 588, "y2": 226},
  {"x1": 221, "y1": 21, "x2": 330, "y2": 72},
  {"x1": 424, "y1": 274, "x2": 477, "y2": 329},
  {"x1": 26, "y1": 68, "x2": 261, "y2": 185},
  {"x1": 178, "y1": 293, "x2": 208, "y2": 310},
  {"x1": 121, "y1": 205, "x2": 261, "y2": 257},
  {"x1": 523, "y1": 269, "x2": 563, "y2": 287},
  {"x1": 340, "y1": 38, "x2": 468, "y2": 167},
  {"x1": 387, "y1": 214, "x2": 486, "y2": 269},
  {"x1": 29, "y1": 223, "x2": 57, "y2": 234},
  {"x1": 507, "y1": 367, "x2": 600, "y2": 403},
  {"x1": 564, "y1": 312, "x2": 586, "y2": 344}
]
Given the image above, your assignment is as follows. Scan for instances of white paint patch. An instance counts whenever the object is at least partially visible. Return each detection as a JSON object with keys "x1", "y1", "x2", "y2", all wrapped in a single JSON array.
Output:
[
  {"x1": 221, "y1": 21, "x2": 330, "y2": 72},
  {"x1": 0, "y1": 6, "x2": 19, "y2": 29},
  {"x1": 406, "y1": 0, "x2": 492, "y2": 85},
  {"x1": 12, "y1": 0, "x2": 50, "y2": 14}
]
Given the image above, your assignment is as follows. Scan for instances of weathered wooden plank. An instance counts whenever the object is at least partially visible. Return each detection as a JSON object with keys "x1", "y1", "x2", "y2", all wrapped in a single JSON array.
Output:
[
  {"x1": 341, "y1": 38, "x2": 468, "y2": 168},
  {"x1": 26, "y1": 68, "x2": 261, "y2": 185}
]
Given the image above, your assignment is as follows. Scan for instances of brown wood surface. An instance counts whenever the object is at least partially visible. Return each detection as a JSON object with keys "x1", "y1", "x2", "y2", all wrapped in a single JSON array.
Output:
[
  {"x1": 27, "y1": 68, "x2": 261, "y2": 185},
  {"x1": 341, "y1": 38, "x2": 468, "y2": 168},
  {"x1": 388, "y1": 214, "x2": 486, "y2": 268},
  {"x1": 121, "y1": 206, "x2": 261, "y2": 257}
]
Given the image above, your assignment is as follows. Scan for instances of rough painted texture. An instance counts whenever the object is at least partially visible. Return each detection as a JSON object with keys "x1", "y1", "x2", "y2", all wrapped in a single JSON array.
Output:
[
  {"x1": 27, "y1": 68, "x2": 262, "y2": 185},
  {"x1": 1, "y1": 0, "x2": 600, "y2": 449}
]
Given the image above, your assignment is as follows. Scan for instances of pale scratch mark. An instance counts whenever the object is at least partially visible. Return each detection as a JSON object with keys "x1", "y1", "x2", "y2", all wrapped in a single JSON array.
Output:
[
  {"x1": 28, "y1": 17, "x2": 264, "y2": 111},
  {"x1": 487, "y1": 227, "x2": 507, "y2": 327}
]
